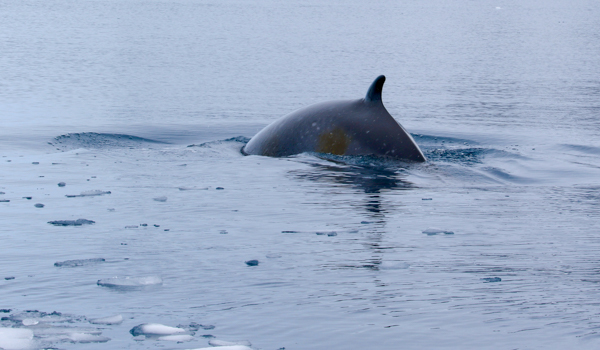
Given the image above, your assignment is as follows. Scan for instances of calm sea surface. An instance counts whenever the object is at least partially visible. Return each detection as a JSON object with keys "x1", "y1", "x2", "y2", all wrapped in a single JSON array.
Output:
[{"x1": 1, "y1": 0, "x2": 600, "y2": 349}]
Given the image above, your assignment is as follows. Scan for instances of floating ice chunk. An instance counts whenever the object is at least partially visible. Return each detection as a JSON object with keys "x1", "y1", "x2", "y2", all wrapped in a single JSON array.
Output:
[
  {"x1": 130, "y1": 323, "x2": 186, "y2": 336},
  {"x1": 188, "y1": 346, "x2": 252, "y2": 350},
  {"x1": 0, "y1": 327, "x2": 36, "y2": 350},
  {"x1": 379, "y1": 261, "x2": 410, "y2": 270},
  {"x1": 178, "y1": 186, "x2": 209, "y2": 191},
  {"x1": 54, "y1": 258, "x2": 105, "y2": 267},
  {"x1": 88, "y1": 314, "x2": 123, "y2": 325},
  {"x1": 98, "y1": 276, "x2": 163, "y2": 290},
  {"x1": 30, "y1": 326, "x2": 102, "y2": 337},
  {"x1": 178, "y1": 322, "x2": 214, "y2": 331},
  {"x1": 67, "y1": 333, "x2": 110, "y2": 343},
  {"x1": 422, "y1": 228, "x2": 454, "y2": 235},
  {"x1": 7, "y1": 310, "x2": 72, "y2": 324},
  {"x1": 48, "y1": 219, "x2": 95, "y2": 226},
  {"x1": 22, "y1": 319, "x2": 38, "y2": 326},
  {"x1": 65, "y1": 190, "x2": 111, "y2": 198},
  {"x1": 153, "y1": 196, "x2": 167, "y2": 202},
  {"x1": 208, "y1": 339, "x2": 252, "y2": 347},
  {"x1": 157, "y1": 334, "x2": 194, "y2": 342}
]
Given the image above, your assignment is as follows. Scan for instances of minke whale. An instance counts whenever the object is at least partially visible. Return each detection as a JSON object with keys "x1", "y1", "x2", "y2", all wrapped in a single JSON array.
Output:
[{"x1": 242, "y1": 75, "x2": 426, "y2": 162}]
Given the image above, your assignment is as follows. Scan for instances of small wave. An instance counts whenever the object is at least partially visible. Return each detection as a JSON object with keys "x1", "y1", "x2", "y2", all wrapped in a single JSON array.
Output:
[
  {"x1": 187, "y1": 136, "x2": 250, "y2": 148},
  {"x1": 424, "y1": 147, "x2": 491, "y2": 165},
  {"x1": 412, "y1": 133, "x2": 478, "y2": 146},
  {"x1": 560, "y1": 144, "x2": 600, "y2": 155},
  {"x1": 479, "y1": 166, "x2": 537, "y2": 184},
  {"x1": 50, "y1": 132, "x2": 168, "y2": 151}
]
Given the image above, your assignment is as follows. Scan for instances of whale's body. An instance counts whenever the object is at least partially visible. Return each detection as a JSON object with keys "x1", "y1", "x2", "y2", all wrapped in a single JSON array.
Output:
[{"x1": 242, "y1": 76, "x2": 426, "y2": 162}]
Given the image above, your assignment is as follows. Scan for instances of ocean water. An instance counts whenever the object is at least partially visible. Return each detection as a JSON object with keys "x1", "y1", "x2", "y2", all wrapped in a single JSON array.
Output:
[{"x1": 2, "y1": 0, "x2": 600, "y2": 349}]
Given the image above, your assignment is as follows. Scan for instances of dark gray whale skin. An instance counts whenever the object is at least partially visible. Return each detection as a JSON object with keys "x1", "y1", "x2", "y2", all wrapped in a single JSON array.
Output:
[{"x1": 242, "y1": 75, "x2": 426, "y2": 162}]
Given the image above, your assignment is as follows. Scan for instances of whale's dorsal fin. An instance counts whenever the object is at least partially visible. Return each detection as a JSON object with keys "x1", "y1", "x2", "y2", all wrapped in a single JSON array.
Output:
[{"x1": 365, "y1": 75, "x2": 386, "y2": 102}]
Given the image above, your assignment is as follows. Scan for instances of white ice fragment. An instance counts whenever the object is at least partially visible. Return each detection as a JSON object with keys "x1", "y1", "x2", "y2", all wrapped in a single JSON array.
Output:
[
  {"x1": 89, "y1": 314, "x2": 123, "y2": 325},
  {"x1": 97, "y1": 276, "x2": 162, "y2": 290},
  {"x1": 422, "y1": 228, "x2": 454, "y2": 235},
  {"x1": 157, "y1": 334, "x2": 194, "y2": 342},
  {"x1": 130, "y1": 323, "x2": 186, "y2": 336},
  {"x1": 30, "y1": 327, "x2": 102, "y2": 336},
  {"x1": 65, "y1": 190, "x2": 111, "y2": 198},
  {"x1": 178, "y1": 186, "x2": 209, "y2": 191},
  {"x1": 208, "y1": 339, "x2": 252, "y2": 347},
  {"x1": 67, "y1": 333, "x2": 110, "y2": 343},
  {"x1": 153, "y1": 196, "x2": 167, "y2": 202},
  {"x1": 0, "y1": 327, "x2": 36, "y2": 350},
  {"x1": 21, "y1": 319, "x2": 38, "y2": 326}
]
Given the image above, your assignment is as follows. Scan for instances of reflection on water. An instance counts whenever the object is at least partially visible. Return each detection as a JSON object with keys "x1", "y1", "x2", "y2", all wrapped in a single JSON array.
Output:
[
  {"x1": 289, "y1": 156, "x2": 415, "y2": 272},
  {"x1": 290, "y1": 157, "x2": 411, "y2": 221},
  {"x1": 290, "y1": 155, "x2": 414, "y2": 194}
]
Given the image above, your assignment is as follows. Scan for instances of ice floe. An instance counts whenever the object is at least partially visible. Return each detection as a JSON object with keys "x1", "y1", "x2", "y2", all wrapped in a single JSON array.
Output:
[
  {"x1": 64, "y1": 332, "x2": 110, "y2": 343},
  {"x1": 157, "y1": 334, "x2": 194, "y2": 342},
  {"x1": 0, "y1": 327, "x2": 36, "y2": 350},
  {"x1": 21, "y1": 319, "x2": 38, "y2": 326},
  {"x1": 178, "y1": 322, "x2": 215, "y2": 331},
  {"x1": 208, "y1": 339, "x2": 252, "y2": 347},
  {"x1": 130, "y1": 323, "x2": 186, "y2": 336},
  {"x1": 48, "y1": 219, "x2": 95, "y2": 226},
  {"x1": 54, "y1": 258, "x2": 105, "y2": 267},
  {"x1": 0, "y1": 310, "x2": 114, "y2": 348},
  {"x1": 65, "y1": 190, "x2": 111, "y2": 198},
  {"x1": 7, "y1": 310, "x2": 76, "y2": 324},
  {"x1": 88, "y1": 314, "x2": 123, "y2": 325},
  {"x1": 97, "y1": 276, "x2": 163, "y2": 290},
  {"x1": 422, "y1": 228, "x2": 454, "y2": 235}
]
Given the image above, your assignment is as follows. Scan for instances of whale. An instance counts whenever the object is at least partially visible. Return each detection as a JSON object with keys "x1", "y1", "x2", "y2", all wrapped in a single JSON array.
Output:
[{"x1": 242, "y1": 75, "x2": 426, "y2": 162}]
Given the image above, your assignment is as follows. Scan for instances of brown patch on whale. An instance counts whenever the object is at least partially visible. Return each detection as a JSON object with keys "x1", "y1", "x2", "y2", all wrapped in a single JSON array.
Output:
[{"x1": 317, "y1": 128, "x2": 351, "y2": 155}]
